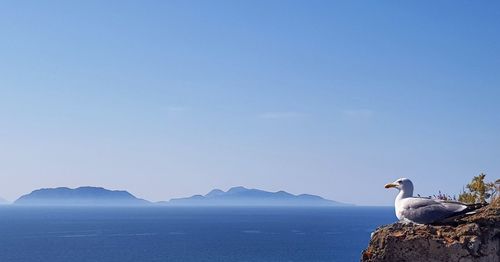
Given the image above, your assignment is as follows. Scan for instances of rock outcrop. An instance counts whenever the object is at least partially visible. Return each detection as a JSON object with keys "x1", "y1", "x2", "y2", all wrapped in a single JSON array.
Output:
[{"x1": 362, "y1": 199, "x2": 500, "y2": 262}]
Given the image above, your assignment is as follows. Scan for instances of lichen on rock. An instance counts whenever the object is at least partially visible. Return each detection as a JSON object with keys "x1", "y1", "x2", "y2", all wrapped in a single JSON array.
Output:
[{"x1": 361, "y1": 200, "x2": 500, "y2": 262}]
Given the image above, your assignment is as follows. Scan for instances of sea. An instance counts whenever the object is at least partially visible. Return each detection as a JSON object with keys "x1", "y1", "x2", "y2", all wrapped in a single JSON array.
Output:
[{"x1": 0, "y1": 206, "x2": 395, "y2": 262}]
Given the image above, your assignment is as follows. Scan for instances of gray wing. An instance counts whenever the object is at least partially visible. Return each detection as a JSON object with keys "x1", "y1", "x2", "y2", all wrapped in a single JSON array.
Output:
[{"x1": 401, "y1": 198, "x2": 467, "y2": 224}]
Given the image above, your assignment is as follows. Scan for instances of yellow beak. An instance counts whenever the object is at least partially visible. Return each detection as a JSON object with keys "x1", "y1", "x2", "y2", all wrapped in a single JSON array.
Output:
[{"x1": 384, "y1": 183, "x2": 397, "y2": 189}]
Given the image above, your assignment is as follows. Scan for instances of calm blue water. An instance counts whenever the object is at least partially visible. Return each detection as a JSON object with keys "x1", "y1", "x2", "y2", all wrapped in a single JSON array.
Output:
[{"x1": 0, "y1": 206, "x2": 394, "y2": 262}]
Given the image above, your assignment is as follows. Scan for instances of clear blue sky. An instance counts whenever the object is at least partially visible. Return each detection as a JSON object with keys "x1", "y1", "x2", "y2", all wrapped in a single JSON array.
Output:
[{"x1": 1, "y1": 1, "x2": 499, "y2": 205}]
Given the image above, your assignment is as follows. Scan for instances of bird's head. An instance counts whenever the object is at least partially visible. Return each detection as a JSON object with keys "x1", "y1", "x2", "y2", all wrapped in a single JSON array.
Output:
[{"x1": 385, "y1": 178, "x2": 413, "y2": 192}]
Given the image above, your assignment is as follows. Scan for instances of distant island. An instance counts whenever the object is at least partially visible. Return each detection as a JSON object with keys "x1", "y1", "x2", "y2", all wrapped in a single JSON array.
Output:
[
  {"x1": 167, "y1": 186, "x2": 350, "y2": 206},
  {"x1": 0, "y1": 197, "x2": 8, "y2": 205},
  {"x1": 10, "y1": 186, "x2": 349, "y2": 207},
  {"x1": 14, "y1": 187, "x2": 150, "y2": 206}
]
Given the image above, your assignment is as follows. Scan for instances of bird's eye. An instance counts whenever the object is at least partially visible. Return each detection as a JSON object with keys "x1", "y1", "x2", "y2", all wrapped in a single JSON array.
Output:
[{"x1": 397, "y1": 180, "x2": 402, "y2": 184}]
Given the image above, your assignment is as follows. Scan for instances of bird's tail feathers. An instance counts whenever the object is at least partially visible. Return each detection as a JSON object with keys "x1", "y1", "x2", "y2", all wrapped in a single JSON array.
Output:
[{"x1": 464, "y1": 202, "x2": 488, "y2": 213}]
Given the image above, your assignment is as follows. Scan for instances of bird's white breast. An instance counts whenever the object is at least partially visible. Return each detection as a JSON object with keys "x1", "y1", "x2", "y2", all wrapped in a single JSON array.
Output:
[
  {"x1": 394, "y1": 199, "x2": 404, "y2": 220},
  {"x1": 395, "y1": 197, "x2": 415, "y2": 221}
]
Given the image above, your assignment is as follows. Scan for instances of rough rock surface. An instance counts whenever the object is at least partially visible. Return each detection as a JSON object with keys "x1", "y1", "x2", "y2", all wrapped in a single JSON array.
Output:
[{"x1": 362, "y1": 199, "x2": 500, "y2": 262}]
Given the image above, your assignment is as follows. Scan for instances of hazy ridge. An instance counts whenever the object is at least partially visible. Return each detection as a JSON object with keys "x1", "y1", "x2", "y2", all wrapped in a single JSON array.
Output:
[
  {"x1": 8, "y1": 186, "x2": 349, "y2": 207},
  {"x1": 167, "y1": 186, "x2": 351, "y2": 206}
]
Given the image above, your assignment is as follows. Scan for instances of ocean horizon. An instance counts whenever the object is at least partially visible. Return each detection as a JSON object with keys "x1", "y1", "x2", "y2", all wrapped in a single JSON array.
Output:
[{"x1": 0, "y1": 206, "x2": 395, "y2": 261}]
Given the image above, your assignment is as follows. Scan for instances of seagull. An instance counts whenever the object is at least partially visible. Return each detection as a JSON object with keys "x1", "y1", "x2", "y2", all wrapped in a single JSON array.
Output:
[{"x1": 384, "y1": 178, "x2": 480, "y2": 224}]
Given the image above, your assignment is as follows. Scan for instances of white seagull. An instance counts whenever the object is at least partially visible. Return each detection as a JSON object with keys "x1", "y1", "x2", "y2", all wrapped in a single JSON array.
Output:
[{"x1": 384, "y1": 178, "x2": 479, "y2": 224}]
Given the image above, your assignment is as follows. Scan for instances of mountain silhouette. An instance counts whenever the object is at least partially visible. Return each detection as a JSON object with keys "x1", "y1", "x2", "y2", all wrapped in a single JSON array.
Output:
[
  {"x1": 168, "y1": 186, "x2": 350, "y2": 206},
  {"x1": 14, "y1": 187, "x2": 150, "y2": 206}
]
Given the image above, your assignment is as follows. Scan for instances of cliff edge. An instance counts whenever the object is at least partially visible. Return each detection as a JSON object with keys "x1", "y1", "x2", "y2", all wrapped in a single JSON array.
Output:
[{"x1": 362, "y1": 199, "x2": 500, "y2": 262}]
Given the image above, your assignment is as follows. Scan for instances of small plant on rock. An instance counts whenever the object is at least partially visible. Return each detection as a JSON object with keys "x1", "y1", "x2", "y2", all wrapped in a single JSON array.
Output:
[{"x1": 458, "y1": 173, "x2": 497, "y2": 204}]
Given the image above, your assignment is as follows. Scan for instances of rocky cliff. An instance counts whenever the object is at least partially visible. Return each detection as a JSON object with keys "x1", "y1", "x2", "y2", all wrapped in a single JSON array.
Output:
[{"x1": 362, "y1": 199, "x2": 500, "y2": 262}]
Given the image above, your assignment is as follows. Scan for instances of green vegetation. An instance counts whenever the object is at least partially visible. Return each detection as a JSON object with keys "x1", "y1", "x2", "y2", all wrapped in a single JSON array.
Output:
[{"x1": 457, "y1": 173, "x2": 499, "y2": 204}]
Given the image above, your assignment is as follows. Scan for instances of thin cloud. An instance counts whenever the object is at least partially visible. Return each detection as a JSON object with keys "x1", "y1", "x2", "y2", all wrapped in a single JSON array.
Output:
[
  {"x1": 258, "y1": 112, "x2": 307, "y2": 119},
  {"x1": 342, "y1": 109, "x2": 374, "y2": 118},
  {"x1": 166, "y1": 106, "x2": 190, "y2": 113}
]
